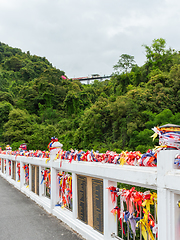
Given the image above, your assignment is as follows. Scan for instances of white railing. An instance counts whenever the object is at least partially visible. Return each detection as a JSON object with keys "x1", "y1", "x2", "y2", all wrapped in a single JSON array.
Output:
[{"x1": 0, "y1": 150, "x2": 180, "y2": 240}]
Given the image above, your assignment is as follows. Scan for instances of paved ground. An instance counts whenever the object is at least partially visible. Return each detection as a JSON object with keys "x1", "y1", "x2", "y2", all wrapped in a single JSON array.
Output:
[{"x1": 0, "y1": 176, "x2": 84, "y2": 240}]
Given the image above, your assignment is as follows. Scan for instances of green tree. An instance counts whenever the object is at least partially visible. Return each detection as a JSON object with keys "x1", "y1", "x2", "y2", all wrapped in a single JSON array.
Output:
[
  {"x1": 73, "y1": 97, "x2": 111, "y2": 149},
  {"x1": 113, "y1": 54, "x2": 135, "y2": 74},
  {"x1": 0, "y1": 91, "x2": 14, "y2": 105},
  {"x1": 0, "y1": 101, "x2": 13, "y2": 141},
  {"x1": 28, "y1": 124, "x2": 59, "y2": 150},
  {"x1": 3, "y1": 108, "x2": 35, "y2": 143},
  {"x1": 143, "y1": 38, "x2": 175, "y2": 72},
  {"x1": 143, "y1": 38, "x2": 166, "y2": 58},
  {"x1": 4, "y1": 56, "x2": 23, "y2": 71}
]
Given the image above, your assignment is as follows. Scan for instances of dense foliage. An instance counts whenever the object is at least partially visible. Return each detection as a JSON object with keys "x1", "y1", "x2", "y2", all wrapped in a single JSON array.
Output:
[{"x1": 1, "y1": 39, "x2": 180, "y2": 152}]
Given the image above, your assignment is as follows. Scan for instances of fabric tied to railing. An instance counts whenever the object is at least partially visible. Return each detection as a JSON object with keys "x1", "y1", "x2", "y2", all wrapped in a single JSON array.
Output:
[
  {"x1": 152, "y1": 125, "x2": 180, "y2": 149},
  {"x1": 17, "y1": 162, "x2": 20, "y2": 181},
  {"x1": 108, "y1": 186, "x2": 157, "y2": 240},
  {"x1": 56, "y1": 172, "x2": 72, "y2": 209},
  {"x1": 22, "y1": 164, "x2": 29, "y2": 183}
]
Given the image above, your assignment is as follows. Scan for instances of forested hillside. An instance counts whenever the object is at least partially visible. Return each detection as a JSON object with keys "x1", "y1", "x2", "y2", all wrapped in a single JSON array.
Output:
[{"x1": 1, "y1": 38, "x2": 180, "y2": 152}]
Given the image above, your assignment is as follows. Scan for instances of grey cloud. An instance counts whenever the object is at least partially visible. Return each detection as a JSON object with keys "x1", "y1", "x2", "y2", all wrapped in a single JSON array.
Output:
[{"x1": 0, "y1": 0, "x2": 180, "y2": 77}]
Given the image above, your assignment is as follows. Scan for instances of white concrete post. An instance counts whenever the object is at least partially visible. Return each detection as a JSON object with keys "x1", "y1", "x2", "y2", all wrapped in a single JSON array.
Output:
[
  {"x1": 51, "y1": 167, "x2": 57, "y2": 212},
  {"x1": 6, "y1": 159, "x2": 9, "y2": 177},
  {"x1": 173, "y1": 193, "x2": 180, "y2": 240},
  {"x1": 103, "y1": 179, "x2": 117, "y2": 240},
  {"x1": 72, "y1": 172, "x2": 77, "y2": 219},
  {"x1": 39, "y1": 166, "x2": 42, "y2": 197},
  {"x1": 14, "y1": 160, "x2": 16, "y2": 180},
  {"x1": 29, "y1": 164, "x2": 32, "y2": 190},
  {"x1": 11, "y1": 161, "x2": 12, "y2": 178},
  {"x1": 157, "y1": 150, "x2": 179, "y2": 240},
  {"x1": 157, "y1": 188, "x2": 169, "y2": 240}
]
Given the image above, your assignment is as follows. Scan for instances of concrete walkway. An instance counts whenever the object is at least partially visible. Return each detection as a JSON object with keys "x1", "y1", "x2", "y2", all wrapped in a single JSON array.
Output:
[{"x1": 0, "y1": 176, "x2": 83, "y2": 240}]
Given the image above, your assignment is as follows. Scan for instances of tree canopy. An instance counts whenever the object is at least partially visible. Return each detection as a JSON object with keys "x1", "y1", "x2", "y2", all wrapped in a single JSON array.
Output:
[{"x1": 1, "y1": 39, "x2": 180, "y2": 152}]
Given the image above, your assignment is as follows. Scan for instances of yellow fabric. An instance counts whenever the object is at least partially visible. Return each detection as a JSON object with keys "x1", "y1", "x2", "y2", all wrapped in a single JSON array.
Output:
[
  {"x1": 151, "y1": 132, "x2": 158, "y2": 141},
  {"x1": 142, "y1": 199, "x2": 153, "y2": 213},
  {"x1": 119, "y1": 151, "x2": 127, "y2": 165},
  {"x1": 137, "y1": 220, "x2": 147, "y2": 240},
  {"x1": 151, "y1": 192, "x2": 157, "y2": 220},
  {"x1": 137, "y1": 217, "x2": 155, "y2": 240},
  {"x1": 54, "y1": 153, "x2": 59, "y2": 160}
]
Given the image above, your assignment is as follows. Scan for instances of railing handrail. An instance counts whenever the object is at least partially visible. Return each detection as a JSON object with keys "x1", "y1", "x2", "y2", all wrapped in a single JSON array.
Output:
[{"x1": 0, "y1": 154, "x2": 157, "y2": 189}]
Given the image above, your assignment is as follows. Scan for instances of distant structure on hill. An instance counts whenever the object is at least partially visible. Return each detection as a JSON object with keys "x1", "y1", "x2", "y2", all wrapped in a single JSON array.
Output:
[{"x1": 69, "y1": 74, "x2": 112, "y2": 84}]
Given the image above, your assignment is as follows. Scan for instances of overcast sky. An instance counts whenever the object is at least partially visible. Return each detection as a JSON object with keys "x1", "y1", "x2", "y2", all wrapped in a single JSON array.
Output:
[{"x1": 0, "y1": 0, "x2": 180, "y2": 78}]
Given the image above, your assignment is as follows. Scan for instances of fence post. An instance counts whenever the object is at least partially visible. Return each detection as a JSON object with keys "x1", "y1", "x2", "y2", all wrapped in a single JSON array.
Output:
[
  {"x1": 72, "y1": 172, "x2": 77, "y2": 219},
  {"x1": 157, "y1": 150, "x2": 179, "y2": 240},
  {"x1": 51, "y1": 167, "x2": 57, "y2": 212},
  {"x1": 11, "y1": 160, "x2": 13, "y2": 179},
  {"x1": 29, "y1": 164, "x2": 32, "y2": 191},
  {"x1": 20, "y1": 160, "x2": 24, "y2": 189},
  {"x1": 103, "y1": 179, "x2": 117, "y2": 240},
  {"x1": 5, "y1": 158, "x2": 7, "y2": 176},
  {"x1": 39, "y1": 166, "x2": 42, "y2": 197},
  {"x1": 7, "y1": 158, "x2": 9, "y2": 176}
]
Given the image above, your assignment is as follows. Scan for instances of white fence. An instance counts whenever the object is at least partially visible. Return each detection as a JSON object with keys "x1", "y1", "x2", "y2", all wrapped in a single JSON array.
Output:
[{"x1": 0, "y1": 150, "x2": 180, "y2": 240}]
